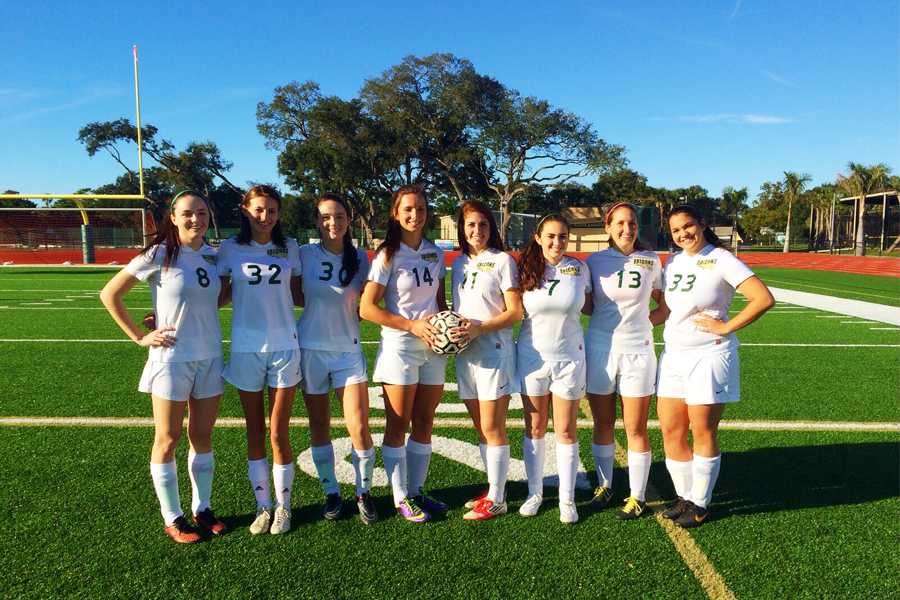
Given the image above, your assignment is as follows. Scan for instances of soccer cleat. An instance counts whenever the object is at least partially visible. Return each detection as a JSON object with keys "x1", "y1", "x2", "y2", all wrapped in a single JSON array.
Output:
[
  {"x1": 591, "y1": 485, "x2": 613, "y2": 509},
  {"x1": 414, "y1": 493, "x2": 449, "y2": 515},
  {"x1": 270, "y1": 506, "x2": 292, "y2": 534},
  {"x1": 323, "y1": 493, "x2": 343, "y2": 521},
  {"x1": 559, "y1": 501, "x2": 579, "y2": 524},
  {"x1": 463, "y1": 498, "x2": 508, "y2": 521},
  {"x1": 615, "y1": 496, "x2": 647, "y2": 521},
  {"x1": 675, "y1": 502, "x2": 709, "y2": 529},
  {"x1": 248, "y1": 508, "x2": 272, "y2": 535},
  {"x1": 356, "y1": 493, "x2": 378, "y2": 525},
  {"x1": 464, "y1": 488, "x2": 488, "y2": 510},
  {"x1": 396, "y1": 497, "x2": 430, "y2": 523},
  {"x1": 194, "y1": 508, "x2": 228, "y2": 536},
  {"x1": 662, "y1": 497, "x2": 692, "y2": 520},
  {"x1": 518, "y1": 494, "x2": 543, "y2": 517},
  {"x1": 164, "y1": 516, "x2": 203, "y2": 544}
]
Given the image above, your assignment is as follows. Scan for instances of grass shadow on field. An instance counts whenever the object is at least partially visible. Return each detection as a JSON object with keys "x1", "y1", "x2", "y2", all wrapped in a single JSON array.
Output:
[{"x1": 712, "y1": 442, "x2": 899, "y2": 517}]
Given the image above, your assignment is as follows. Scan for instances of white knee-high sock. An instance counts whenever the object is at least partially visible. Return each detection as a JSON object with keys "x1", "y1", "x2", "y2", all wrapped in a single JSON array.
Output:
[
  {"x1": 150, "y1": 461, "x2": 182, "y2": 526},
  {"x1": 690, "y1": 454, "x2": 721, "y2": 509},
  {"x1": 272, "y1": 462, "x2": 295, "y2": 509},
  {"x1": 626, "y1": 450, "x2": 652, "y2": 502},
  {"x1": 486, "y1": 444, "x2": 510, "y2": 503},
  {"x1": 381, "y1": 445, "x2": 408, "y2": 506},
  {"x1": 311, "y1": 443, "x2": 339, "y2": 495},
  {"x1": 352, "y1": 447, "x2": 376, "y2": 496},
  {"x1": 556, "y1": 441, "x2": 579, "y2": 504},
  {"x1": 406, "y1": 439, "x2": 432, "y2": 497},
  {"x1": 665, "y1": 457, "x2": 693, "y2": 502},
  {"x1": 479, "y1": 442, "x2": 487, "y2": 471},
  {"x1": 187, "y1": 450, "x2": 214, "y2": 514},
  {"x1": 592, "y1": 443, "x2": 616, "y2": 488},
  {"x1": 248, "y1": 458, "x2": 272, "y2": 510},
  {"x1": 523, "y1": 436, "x2": 546, "y2": 497}
]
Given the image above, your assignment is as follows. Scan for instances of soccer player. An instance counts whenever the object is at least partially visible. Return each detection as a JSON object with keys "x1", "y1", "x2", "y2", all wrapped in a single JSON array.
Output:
[
  {"x1": 296, "y1": 193, "x2": 376, "y2": 524},
  {"x1": 583, "y1": 202, "x2": 663, "y2": 520},
  {"x1": 516, "y1": 214, "x2": 591, "y2": 524},
  {"x1": 218, "y1": 185, "x2": 303, "y2": 535},
  {"x1": 359, "y1": 184, "x2": 447, "y2": 523},
  {"x1": 450, "y1": 201, "x2": 523, "y2": 521},
  {"x1": 654, "y1": 204, "x2": 773, "y2": 527},
  {"x1": 100, "y1": 191, "x2": 226, "y2": 544}
]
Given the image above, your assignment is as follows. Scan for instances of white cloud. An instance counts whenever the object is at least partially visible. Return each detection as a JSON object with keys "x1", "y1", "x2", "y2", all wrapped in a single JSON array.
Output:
[
  {"x1": 728, "y1": 0, "x2": 744, "y2": 21},
  {"x1": 762, "y1": 70, "x2": 798, "y2": 88},
  {"x1": 673, "y1": 113, "x2": 794, "y2": 125}
]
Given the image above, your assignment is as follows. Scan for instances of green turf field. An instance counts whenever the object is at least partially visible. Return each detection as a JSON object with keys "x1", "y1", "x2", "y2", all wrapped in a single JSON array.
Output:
[{"x1": 0, "y1": 265, "x2": 897, "y2": 599}]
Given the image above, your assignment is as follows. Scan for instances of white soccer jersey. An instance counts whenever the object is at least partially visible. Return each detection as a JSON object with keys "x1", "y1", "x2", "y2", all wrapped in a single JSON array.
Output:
[
  {"x1": 125, "y1": 243, "x2": 222, "y2": 363},
  {"x1": 586, "y1": 248, "x2": 662, "y2": 353},
  {"x1": 662, "y1": 244, "x2": 754, "y2": 352},
  {"x1": 367, "y1": 240, "x2": 445, "y2": 350},
  {"x1": 451, "y1": 248, "x2": 518, "y2": 359},
  {"x1": 217, "y1": 237, "x2": 302, "y2": 353},
  {"x1": 296, "y1": 243, "x2": 369, "y2": 352},
  {"x1": 517, "y1": 256, "x2": 591, "y2": 361}
]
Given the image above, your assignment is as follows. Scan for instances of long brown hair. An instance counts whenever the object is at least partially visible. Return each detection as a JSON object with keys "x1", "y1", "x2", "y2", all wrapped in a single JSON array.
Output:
[
  {"x1": 604, "y1": 201, "x2": 648, "y2": 252},
  {"x1": 517, "y1": 214, "x2": 569, "y2": 291},
  {"x1": 668, "y1": 204, "x2": 724, "y2": 249},
  {"x1": 141, "y1": 190, "x2": 210, "y2": 270},
  {"x1": 375, "y1": 184, "x2": 427, "y2": 265},
  {"x1": 237, "y1": 184, "x2": 287, "y2": 248},
  {"x1": 317, "y1": 192, "x2": 359, "y2": 286},
  {"x1": 457, "y1": 200, "x2": 502, "y2": 257}
]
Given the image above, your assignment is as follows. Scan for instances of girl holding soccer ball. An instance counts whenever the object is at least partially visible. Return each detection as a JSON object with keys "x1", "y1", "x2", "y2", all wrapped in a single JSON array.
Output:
[
  {"x1": 450, "y1": 200, "x2": 523, "y2": 521},
  {"x1": 218, "y1": 185, "x2": 303, "y2": 535},
  {"x1": 516, "y1": 214, "x2": 592, "y2": 523},
  {"x1": 583, "y1": 202, "x2": 663, "y2": 520},
  {"x1": 100, "y1": 191, "x2": 226, "y2": 544},
  {"x1": 296, "y1": 194, "x2": 376, "y2": 524},
  {"x1": 359, "y1": 184, "x2": 448, "y2": 523},
  {"x1": 654, "y1": 204, "x2": 773, "y2": 527}
]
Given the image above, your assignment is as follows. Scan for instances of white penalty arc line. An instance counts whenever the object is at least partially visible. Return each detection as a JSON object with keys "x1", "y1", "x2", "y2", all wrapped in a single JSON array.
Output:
[{"x1": 0, "y1": 416, "x2": 895, "y2": 432}]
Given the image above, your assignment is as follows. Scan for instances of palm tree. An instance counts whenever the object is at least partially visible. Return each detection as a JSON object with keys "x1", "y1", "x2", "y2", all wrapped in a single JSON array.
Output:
[
  {"x1": 837, "y1": 162, "x2": 891, "y2": 256},
  {"x1": 721, "y1": 186, "x2": 748, "y2": 250},
  {"x1": 782, "y1": 172, "x2": 812, "y2": 253}
]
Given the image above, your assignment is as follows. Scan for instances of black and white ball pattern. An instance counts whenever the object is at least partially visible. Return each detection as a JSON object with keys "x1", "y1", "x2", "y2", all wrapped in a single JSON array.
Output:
[{"x1": 427, "y1": 310, "x2": 469, "y2": 355}]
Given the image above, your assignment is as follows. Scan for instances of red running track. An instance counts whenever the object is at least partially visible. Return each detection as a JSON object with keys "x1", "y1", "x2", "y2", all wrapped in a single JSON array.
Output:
[{"x1": 2, "y1": 247, "x2": 897, "y2": 278}]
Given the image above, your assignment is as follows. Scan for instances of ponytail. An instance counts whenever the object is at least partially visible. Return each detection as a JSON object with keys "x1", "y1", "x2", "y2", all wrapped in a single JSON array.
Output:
[
  {"x1": 141, "y1": 191, "x2": 210, "y2": 269},
  {"x1": 376, "y1": 184, "x2": 427, "y2": 265},
  {"x1": 317, "y1": 193, "x2": 360, "y2": 287}
]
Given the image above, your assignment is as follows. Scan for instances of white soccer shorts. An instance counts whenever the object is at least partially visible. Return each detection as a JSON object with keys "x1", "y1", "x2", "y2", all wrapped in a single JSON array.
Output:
[
  {"x1": 300, "y1": 348, "x2": 368, "y2": 395},
  {"x1": 456, "y1": 353, "x2": 518, "y2": 401},
  {"x1": 372, "y1": 343, "x2": 447, "y2": 386},
  {"x1": 517, "y1": 352, "x2": 586, "y2": 401},
  {"x1": 224, "y1": 349, "x2": 302, "y2": 392},
  {"x1": 656, "y1": 348, "x2": 740, "y2": 405},
  {"x1": 586, "y1": 345, "x2": 657, "y2": 397},
  {"x1": 138, "y1": 356, "x2": 225, "y2": 401}
]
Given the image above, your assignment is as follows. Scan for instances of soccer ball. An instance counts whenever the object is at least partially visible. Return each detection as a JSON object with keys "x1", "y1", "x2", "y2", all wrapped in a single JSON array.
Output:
[{"x1": 427, "y1": 310, "x2": 469, "y2": 355}]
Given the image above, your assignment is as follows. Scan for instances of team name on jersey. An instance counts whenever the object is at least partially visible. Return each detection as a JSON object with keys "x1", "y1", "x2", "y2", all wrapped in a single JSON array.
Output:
[
  {"x1": 267, "y1": 247, "x2": 288, "y2": 258},
  {"x1": 696, "y1": 259, "x2": 717, "y2": 269},
  {"x1": 422, "y1": 252, "x2": 439, "y2": 263},
  {"x1": 476, "y1": 261, "x2": 495, "y2": 272},
  {"x1": 558, "y1": 265, "x2": 581, "y2": 276},
  {"x1": 629, "y1": 257, "x2": 655, "y2": 269},
  {"x1": 201, "y1": 254, "x2": 217, "y2": 265}
]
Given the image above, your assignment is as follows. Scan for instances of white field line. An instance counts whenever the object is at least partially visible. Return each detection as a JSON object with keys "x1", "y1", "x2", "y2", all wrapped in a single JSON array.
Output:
[
  {"x1": 0, "y1": 416, "x2": 895, "y2": 432},
  {"x1": 814, "y1": 315, "x2": 845, "y2": 318},
  {"x1": 871, "y1": 328, "x2": 900, "y2": 331},
  {"x1": 764, "y1": 279, "x2": 897, "y2": 301},
  {"x1": 770, "y1": 287, "x2": 900, "y2": 326},
  {"x1": 612, "y1": 442, "x2": 737, "y2": 600},
  {"x1": 840, "y1": 321, "x2": 878, "y2": 324},
  {"x1": 21, "y1": 302, "x2": 52, "y2": 305}
]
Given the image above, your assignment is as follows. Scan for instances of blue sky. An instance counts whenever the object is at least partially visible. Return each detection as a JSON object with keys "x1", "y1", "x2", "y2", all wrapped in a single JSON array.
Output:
[{"x1": 1, "y1": 1, "x2": 897, "y2": 202}]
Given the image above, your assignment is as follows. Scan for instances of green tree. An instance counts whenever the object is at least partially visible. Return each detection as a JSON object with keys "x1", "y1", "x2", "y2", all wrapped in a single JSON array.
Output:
[
  {"x1": 474, "y1": 89, "x2": 625, "y2": 244},
  {"x1": 592, "y1": 168, "x2": 649, "y2": 205},
  {"x1": 837, "y1": 162, "x2": 891, "y2": 256},
  {"x1": 1, "y1": 190, "x2": 35, "y2": 208},
  {"x1": 720, "y1": 186, "x2": 749, "y2": 249},
  {"x1": 781, "y1": 171, "x2": 812, "y2": 252}
]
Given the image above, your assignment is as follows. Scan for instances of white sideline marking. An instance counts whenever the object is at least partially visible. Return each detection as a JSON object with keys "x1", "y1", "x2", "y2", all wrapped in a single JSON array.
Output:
[
  {"x1": 840, "y1": 321, "x2": 877, "y2": 324},
  {"x1": 0, "y1": 416, "x2": 894, "y2": 432},
  {"x1": 21, "y1": 302, "x2": 52, "y2": 305},
  {"x1": 296, "y1": 433, "x2": 590, "y2": 490},
  {"x1": 814, "y1": 315, "x2": 845, "y2": 318},
  {"x1": 770, "y1": 287, "x2": 900, "y2": 326},
  {"x1": 870, "y1": 328, "x2": 900, "y2": 331},
  {"x1": 764, "y1": 279, "x2": 897, "y2": 301}
]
